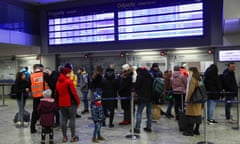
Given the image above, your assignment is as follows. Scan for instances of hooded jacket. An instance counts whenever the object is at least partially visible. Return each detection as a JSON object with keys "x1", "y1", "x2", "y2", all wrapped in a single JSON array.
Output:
[
  {"x1": 204, "y1": 65, "x2": 222, "y2": 100},
  {"x1": 56, "y1": 73, "x2": 80, "y2": 107},
  {"x1": 37, "y1": 97, "x2": 58, "y2": 126},
  {"x1": 170, "y1": 71, "x2": 187, "y2": 93},
  {"x1": 135, "y1": 69, "x2": 154, "y2": 104}
]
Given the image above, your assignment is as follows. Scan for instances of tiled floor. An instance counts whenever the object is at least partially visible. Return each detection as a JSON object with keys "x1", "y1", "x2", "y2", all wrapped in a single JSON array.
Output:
[{"x1": 0, "y1": 97, "x2": 240, "y2": 144}]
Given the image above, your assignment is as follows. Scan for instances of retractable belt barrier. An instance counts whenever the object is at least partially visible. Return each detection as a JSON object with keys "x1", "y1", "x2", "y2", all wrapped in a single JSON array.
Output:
[
  {"x1": 0, "y1": 83, "x2": 10, "y2": 107},
  {"x1": 101, "y1": 96, "x2": 130, "y2": 101}
]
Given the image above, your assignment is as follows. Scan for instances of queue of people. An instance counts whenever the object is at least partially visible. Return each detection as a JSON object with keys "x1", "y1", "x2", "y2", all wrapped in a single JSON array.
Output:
[{"x1": 12, "y1": 62, "x2": 239, "y2": 143}]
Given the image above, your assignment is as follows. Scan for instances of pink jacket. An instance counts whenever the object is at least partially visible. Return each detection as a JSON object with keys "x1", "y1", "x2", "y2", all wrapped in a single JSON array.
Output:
[{"x1": 170, "y1": 71, "x2": 187, "y2": 93}]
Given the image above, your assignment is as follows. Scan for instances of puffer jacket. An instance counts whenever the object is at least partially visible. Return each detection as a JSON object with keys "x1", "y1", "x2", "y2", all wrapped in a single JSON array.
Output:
[
  {"x1": 91, "y1": 101, "x2": 105, "y2": 122},
  {"x1": 170, "y1": 71, "x2": 187, "y2": 93}
]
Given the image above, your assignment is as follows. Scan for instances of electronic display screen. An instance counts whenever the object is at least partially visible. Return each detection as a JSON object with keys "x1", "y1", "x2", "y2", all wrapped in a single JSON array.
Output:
[
  {"x1": 219, "y1": 50, "x2": 240, "y2": 62},
  {"x1": 48, "y1": 12, "x2": 115, "y2": 45},
  {"x1": 118, "y1": 2, "x2": 203, "y2": 40}
]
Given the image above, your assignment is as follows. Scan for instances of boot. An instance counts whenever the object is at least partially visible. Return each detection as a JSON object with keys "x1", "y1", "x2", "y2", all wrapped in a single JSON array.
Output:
[
  {"x1": 98, "y1": 135, "x2": 105, "y2": 141},
  {"x1": 92, "y1": 137, "x2": 99, "y2": 143}
]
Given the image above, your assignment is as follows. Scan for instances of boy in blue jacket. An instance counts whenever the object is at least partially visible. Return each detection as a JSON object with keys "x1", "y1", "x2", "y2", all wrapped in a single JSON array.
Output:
[{"x1": 91, "y1": 92, "x2": 105, "y2": 143}]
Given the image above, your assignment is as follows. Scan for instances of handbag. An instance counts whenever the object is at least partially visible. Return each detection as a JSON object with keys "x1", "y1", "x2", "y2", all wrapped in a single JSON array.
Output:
[
  {"x1": 189, "y1": 85, "x2": 207, "y2": 103},
  {"x1": 166, "y1": 91, "x2": 173, "y2": 101}
]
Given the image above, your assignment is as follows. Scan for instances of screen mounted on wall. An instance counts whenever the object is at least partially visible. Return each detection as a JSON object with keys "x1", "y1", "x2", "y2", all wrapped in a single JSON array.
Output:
[
  {"x1": 48, "y1": 12, "x2": 115, "y2": 45},
  {"x1": 219, "y1": 50, "x2": 240, "y2": 62},
  {"x1": 118, "y1": 2, "x2": 203, "y2": 40}
]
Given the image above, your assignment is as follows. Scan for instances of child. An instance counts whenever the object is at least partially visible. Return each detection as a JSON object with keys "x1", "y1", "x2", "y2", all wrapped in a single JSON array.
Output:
[
  {"x1": 37, "y1": 89, "x2": 58, "y2": 144},
  {"x1": 91, "y1": 92, "x2": 106, "y2": 143}
]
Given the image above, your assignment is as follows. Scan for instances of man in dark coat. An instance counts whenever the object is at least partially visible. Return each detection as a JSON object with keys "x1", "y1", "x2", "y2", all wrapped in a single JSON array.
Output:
[
  {"x1": 204, "y1": 64, "x2": 222, "y2": 124},
  {"x1": 101, "y1": 68, "x2": 118, "y2": 127},
  {"x1": 134, "y1": 67, "x2": 154, "y2": 133},
  {"x1": 222, "y1": 63, "x2": 238, "y2": 123}
]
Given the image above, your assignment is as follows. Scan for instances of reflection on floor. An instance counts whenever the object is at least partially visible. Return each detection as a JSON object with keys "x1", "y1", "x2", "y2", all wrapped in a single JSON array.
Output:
[{"x1": 0, "y1": 98, "x2": 240, "y2": 144}]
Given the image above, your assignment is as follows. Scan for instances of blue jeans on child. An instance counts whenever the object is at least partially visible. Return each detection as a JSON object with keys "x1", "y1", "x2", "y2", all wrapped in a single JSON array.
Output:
[
  {"x1": 135, "y1": 102, "x2": 152, "y2": 130},
  {"x1": 93, "y1": 122, "x2": 102, "y2": 138}
]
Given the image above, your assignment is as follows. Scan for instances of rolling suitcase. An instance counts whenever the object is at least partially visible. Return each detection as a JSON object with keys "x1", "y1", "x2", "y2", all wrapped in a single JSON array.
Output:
[{"x1": 178, "y1": 93, "x2": 186, "y2": 131}]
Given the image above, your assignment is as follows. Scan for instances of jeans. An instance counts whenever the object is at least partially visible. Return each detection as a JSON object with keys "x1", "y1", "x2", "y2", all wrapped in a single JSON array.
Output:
[
  {"x1": 225, "y1": 96, "x2": 234, "y2": 120},
  {"x1": 82, "y1": 91, "x2": 89, "y2": 110},
  {"x1": 135, "y1": 102, "x2": 152, "y2": 130},
  {"x1": 93, "y1": 122, "x2": 102, "y2": 138},
  {"x1": 60, "y1": 105, "x2": 77, "y2": 137},
  {"x1": 166, "y1": 99, "x2": 174, "y2": 115},
  {"x1": 16, "y1": 98, "x2": 26, "y2": 121},
  {"x1": 207, "y1": 100, "x2": 217, "y2": 120}
]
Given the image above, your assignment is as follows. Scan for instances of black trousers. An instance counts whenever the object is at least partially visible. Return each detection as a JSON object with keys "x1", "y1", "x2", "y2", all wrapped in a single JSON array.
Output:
[
  {"x1": 103, "y1": 103, "x2": 115, "y2": 125},
  {"x1": 174, "y1": 93, "x2": 184, "y2": 120},
  {"x1": 41, "y1": 126, "x2": 53, "y2": 143},
  {"x1": 30, "y1": 97, "x2": 41, "y2": 130}
]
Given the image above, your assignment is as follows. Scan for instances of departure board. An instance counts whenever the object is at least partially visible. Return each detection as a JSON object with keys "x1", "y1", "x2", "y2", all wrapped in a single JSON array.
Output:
[
  {"x1": 118, "y1": 3, "x2": 203, "y2": 40},
  {"x1": 48, "y1": 12, "x2": 115, "y2": 45}
]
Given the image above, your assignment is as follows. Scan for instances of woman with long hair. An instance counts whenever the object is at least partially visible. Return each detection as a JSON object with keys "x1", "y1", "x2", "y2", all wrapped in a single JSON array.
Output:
[{"x1": 183, "y1": 67, "x2": 202, "y2": 136}]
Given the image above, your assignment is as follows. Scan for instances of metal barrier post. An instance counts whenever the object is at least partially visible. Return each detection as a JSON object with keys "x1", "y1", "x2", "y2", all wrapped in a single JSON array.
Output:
[
  {"x1": 125, "y1": 92, "x2": 140, "y2": 140},
  {"x1": 0, "y1": 84, "x2": 8, "y2": 107},
  {"x1": 232, "y1": 88, "x2": 240, "y2": 130},
  {"x1": 197, "y1": 101, "x2": 214, "y2": 144}
]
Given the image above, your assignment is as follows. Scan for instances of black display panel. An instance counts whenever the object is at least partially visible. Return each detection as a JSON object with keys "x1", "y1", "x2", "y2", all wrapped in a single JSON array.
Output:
[
  {"x1": 118, "y1": 2, "x2": 203, "y2": 40},
  {"x1": 48, "y1": 12, "x2": 115, "y2": 45}
]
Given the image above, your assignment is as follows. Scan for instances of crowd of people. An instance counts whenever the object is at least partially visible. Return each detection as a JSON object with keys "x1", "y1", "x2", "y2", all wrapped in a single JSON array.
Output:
[{"x1": 12, "y1": 62, "x2": 238, "y2": 143}]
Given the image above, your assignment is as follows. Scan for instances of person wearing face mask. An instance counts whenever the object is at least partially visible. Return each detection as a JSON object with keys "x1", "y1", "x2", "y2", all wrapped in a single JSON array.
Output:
[{"x1": 56, "y1": 67, "x2": 80, "y2": 143}]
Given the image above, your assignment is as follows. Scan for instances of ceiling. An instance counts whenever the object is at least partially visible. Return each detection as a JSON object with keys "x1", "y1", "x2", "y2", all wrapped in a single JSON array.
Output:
[{"x1": 15, "y1": 0, "x2": 77, "y2": 5}]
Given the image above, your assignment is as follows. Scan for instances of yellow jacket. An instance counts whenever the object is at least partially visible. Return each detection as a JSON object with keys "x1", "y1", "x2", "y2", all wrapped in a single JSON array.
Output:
[{"x1": 70, "y1": 71, "x2": 78, "y2": 88}]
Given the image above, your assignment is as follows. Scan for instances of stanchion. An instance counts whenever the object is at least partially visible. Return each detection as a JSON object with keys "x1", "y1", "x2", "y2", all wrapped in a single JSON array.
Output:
[
  {"x1": 232, "y1": 88, "x2": 240, "y2": 130},
  {"x1": 0, "y1": 84, "x2": 8, "y2": 107},
  {"x1": 197, "y1": 101, "x2": 214, "y2": 144},
  {"x1": 125, "y1": 92, "x2": 140, "y2": 140}
]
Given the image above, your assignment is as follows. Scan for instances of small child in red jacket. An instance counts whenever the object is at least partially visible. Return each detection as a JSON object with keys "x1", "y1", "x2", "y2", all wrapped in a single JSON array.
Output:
[{"x1": 38, "y1": 89, "x2": 58, "y2": 144}]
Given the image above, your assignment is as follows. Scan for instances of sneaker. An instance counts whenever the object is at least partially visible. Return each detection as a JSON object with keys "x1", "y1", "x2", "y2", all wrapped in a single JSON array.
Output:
[
  {"x1": 76, "y1": 114, "x2": 81, "y2": 118},
  {"x1": 130, "y1": 128, "x2": 140, "y2": 134},
  {"x1": 183, "y1": 132, "x2": 194, "y2": 136},
  {"x1": 119, "y1": 120, "x2": 131, "y2": 125},
  {"x1": 208, "y1": 119, "x2": 218, "y2": 125},
  {"x1": 143, "y1": 127, "x2": 152, "y2": 133},
  {"x1": 226, "y1": 119, "x2": 237, "y2": 124},
  {"x1": 92, "y1": 137, "x2": 99, "y2": 143},
  {"x1": 16, "y1": 121, "x2": 22, "y2": 126}
]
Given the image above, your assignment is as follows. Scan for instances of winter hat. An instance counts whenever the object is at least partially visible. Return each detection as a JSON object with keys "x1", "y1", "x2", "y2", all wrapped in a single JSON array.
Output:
[
  {"x1": 64, "y1": 63, "x2": 73, "y2": 70},
  {"x1": 93, "y1": 92, "x2": 102, "y2": 101},
  {"x1": 152, "y1": 63, "x2": 158, "y2": 68},
  {"x1": 122, "y1": 64, "x2": 130, "y2": 71},
  {"x1": 61, "y1": 67, "x2": 72, "y2": 74},
  {"x1": 43, "y1": 89, "x2": 52, "y2": 98}
]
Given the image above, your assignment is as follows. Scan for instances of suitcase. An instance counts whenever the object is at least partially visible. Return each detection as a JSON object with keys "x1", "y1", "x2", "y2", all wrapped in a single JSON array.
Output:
[{"x1": 178, "y1": 93, "x2": 186, "y2": 131}]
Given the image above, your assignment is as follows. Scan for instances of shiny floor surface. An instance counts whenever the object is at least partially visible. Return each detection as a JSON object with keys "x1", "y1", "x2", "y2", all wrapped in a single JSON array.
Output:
[{"x1": 0, "y1": 98, "x2": 240, "y2": 144}]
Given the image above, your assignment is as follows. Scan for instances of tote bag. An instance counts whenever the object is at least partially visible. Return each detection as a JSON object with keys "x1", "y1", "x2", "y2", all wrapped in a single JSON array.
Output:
[{"x1": 190, "y1": 85, "x2": 207, "y2": 103}]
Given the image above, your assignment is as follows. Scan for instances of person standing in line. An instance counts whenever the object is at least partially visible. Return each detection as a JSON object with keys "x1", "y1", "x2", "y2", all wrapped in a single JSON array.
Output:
[
  {"x1": 91, "y1": 92, "x2": 106, "y2": 143},
  {"x1": 91, "y1": 65, "x2": 104, "y2": 94},
  {"x1": 101, "y1": 68, "x2": 118, "y2": 128},
  {"x1": 170, "y1": 65, "x2": 187, "y2": 120},
  {"x1": 79, "y1": 67, "x2": 90, "y2": 114},
  {"x1": 183, "y1": 67, "x2": 202, "y2": 136},
  {"x1": 118, "y1": 64, "x2": 133, "y2": 125},
  {"x1": 134, "y1": 66, "x2": 154, "y2": 133},
  {"x1": 203, "y1": 64, "x2": 222, "y2": 124},
  {"x1": 164, "y1": 70, "x2": 174, "y2": 118},
  {"x1": 14, "y1": 72, "x2": 30, "y2": 125},
  {"x1": 56, "y1": 67, "x2": 80, "y2": 143},
  {"x1": 222, "y1": 62, "x2": 238, "y2": 123},
  {"x1": 30, "y1": 64, "x2": 52, "y2": 134},
  {"x1": 38, "y1": 89, "x2": 58, "y2": 144}
]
